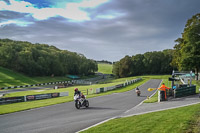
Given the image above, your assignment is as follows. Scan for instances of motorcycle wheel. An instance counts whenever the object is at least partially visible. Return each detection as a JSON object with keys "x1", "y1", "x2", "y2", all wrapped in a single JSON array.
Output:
[
  {"x1": 85, "y1": 100, "x2": 89, "y2": 108},
  {"x1": 75, "y1": 101, "x2": 81, "y2": 109}
]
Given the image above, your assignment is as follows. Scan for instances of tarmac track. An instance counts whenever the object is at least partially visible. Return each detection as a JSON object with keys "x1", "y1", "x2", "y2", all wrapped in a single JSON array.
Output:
[{"x1": 0, "y1": 79, "x2": 161, "y2": 133}]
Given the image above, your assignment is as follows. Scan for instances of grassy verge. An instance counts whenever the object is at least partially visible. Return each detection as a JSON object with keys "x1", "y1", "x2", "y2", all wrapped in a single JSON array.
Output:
[
  {"x1": 0, "y1": 77, "x2": 147, "y2": 114},
  {"x1": 81, "y1": 103, "x2": 200, "y2": 133},
  {"x1": 144, "y1": 91, "x2": 158, "y2": 103},
  {"x1": 2, "y1": 76, "x2": 142, "y2": 98},
  {"x1": 0, "y1": 66, "x2": 70, "y2": 88},
  {"x1": 97, "y1": 63, "x2": 113, "y2": 74}
]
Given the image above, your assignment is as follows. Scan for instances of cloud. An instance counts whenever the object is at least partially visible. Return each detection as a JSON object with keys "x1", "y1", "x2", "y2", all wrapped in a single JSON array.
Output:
[
  {"x1": 0, "y1": 0, "x2": 200, "y2": 61},
  {"x1": 0, "y1": 20, "x2": 33, "y2": 27},
  {"x1": 0, "y1": 0, "x2": 114, "y2": 21}
]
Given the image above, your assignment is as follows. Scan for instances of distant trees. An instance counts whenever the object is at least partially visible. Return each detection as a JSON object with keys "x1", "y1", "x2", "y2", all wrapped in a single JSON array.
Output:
[
  {"x1": 113, "y1": 50, "x2": 174, "y2": 78},
  {"x1": 114, "y1": 13, "x2": 200, "y2": 79},
  {"x1": 172, "y1": 13, "x2": 200, "y2": 80},
  {"x1": 0, "y1": 39, "x2": 98, "y2": 76},
  {"x1": 96, "y1": 60, "x2": 112, "y2": 64}
]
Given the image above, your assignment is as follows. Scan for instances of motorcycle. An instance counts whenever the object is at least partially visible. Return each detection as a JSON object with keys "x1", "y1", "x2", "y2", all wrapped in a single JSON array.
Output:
[
  {"x1": 136, "y1": 89, "x2": 141, "y2": 96},
  {"x1": 74, "y1": 94, "x2": 89, "y2": 109}
]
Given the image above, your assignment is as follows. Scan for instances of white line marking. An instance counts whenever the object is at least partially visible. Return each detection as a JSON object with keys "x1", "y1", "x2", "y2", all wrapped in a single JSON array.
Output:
[
  {"x1": 76, "y1": 117, "x2": 116, "y2": 133},
  {"x1": 121, "y1": 101, "x2": 200, "y2": 118}
]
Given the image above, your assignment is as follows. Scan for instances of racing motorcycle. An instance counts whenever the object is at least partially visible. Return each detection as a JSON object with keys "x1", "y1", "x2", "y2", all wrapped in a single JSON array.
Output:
[
  {"x1": 74, "y1": 94, "x2": 89, "y2": 109},
  {"x1": 136, "y1": 89, "x2": 141, "y2": 96}
]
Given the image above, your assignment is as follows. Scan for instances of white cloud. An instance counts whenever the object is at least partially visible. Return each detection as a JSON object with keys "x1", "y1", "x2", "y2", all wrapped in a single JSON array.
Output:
[
  {"x1": 0, "y1": 0, "x2": 36, "y2": 13},
  {"x1": 95, "y1": 12, "x2": 125, "y2": 20},
  {"x1": 71, "y1": 0, "x2": 109, "y2": 8},
  {"x1": 0, "y1": 0, "x2": 113, "y2": 21},
  {"x1": 0, "y1": 20, "x2": 33, "y2": 27}
]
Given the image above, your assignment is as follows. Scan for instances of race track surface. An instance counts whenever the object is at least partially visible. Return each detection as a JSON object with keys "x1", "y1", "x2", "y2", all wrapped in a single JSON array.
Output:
[{"x1": 0, "y1": 79, "x2": 161, "y2": 133}]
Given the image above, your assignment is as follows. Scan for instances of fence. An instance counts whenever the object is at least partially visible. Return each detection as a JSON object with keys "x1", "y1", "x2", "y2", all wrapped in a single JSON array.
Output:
[
  {"x1": 0, "y1": 75, "x2": 104, "y2": 90},
  {"x1": 174, "y1": 85, "x2": 196, "y2": 98},
  {"x1": 0, "y1": 92, "x2": 68, "y2": 105},
  {"x1": 0, "y1": 78, "x2": 142, "y2": 104},
  {"x1": 95, "y1": 78, "x2": 142, "y2": 94}
]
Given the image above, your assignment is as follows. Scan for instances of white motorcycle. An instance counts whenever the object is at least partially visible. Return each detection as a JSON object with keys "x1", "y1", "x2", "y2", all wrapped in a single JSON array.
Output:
[{"x1": 74, "y1": 94, "x2": 89, "y2": 109}]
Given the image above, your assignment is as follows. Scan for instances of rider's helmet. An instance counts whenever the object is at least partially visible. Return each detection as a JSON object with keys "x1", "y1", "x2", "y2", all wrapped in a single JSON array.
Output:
[{"x1": 74, "y1": 88, "x2": 78, "y2": 91}]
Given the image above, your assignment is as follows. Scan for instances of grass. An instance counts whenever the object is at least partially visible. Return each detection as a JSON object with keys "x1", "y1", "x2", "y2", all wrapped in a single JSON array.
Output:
[
  {"x1": 144, "y1": 91, "x2": 158, "y2": 103},
  {"x1": 97, "y1": 63, "x2": 113, "y2": 74},
  {"x1": 0, "y1": 77, "x2": 147, "y2": 114},
  {"x1": 81, "y1": 103, "x2": 200, "y2": 133},
  {"x1": 0, "y1": 66, "x2": 70, "y2": 88},
  {"x1": 2, "y1": 76, "x2": 143, "y2": 98},
  {"x1": 194, "y1": 80, "x2": 200, "y2": 93}
]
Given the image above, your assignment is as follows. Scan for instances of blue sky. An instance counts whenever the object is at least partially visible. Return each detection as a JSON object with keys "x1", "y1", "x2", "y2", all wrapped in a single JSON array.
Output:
[{"x1": 0, "y1": 0, "x2": 200, "y2": 61}]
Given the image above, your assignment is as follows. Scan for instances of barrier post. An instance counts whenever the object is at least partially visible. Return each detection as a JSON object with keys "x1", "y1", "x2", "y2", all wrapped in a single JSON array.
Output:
[{"x1": 158, "y1": 90, "x2": 160, "y2": 102}]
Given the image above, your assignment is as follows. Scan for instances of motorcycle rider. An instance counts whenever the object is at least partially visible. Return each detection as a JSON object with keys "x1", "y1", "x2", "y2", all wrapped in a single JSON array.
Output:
[
  {"x1": 135, "y1": 86, "x2": 140, "y2": 92},
  {"x1": 135, "y1": 86, "x2": 140, "y2": 96},
  {"x1": 74, "y1": 88, "x2": 81, "y2": 97},
  {"x1": 74, "y1": 88, "x2": 85, "y2": 100}
]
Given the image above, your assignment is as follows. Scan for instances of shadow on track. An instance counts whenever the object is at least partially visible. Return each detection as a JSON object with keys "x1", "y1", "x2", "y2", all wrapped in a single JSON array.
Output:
[
  {"x1": 137, "y1": 95, "x2": 148, "y2": 98},
  {"x1": 80, "y1": 107, "x2": 114, "y2": 110}
]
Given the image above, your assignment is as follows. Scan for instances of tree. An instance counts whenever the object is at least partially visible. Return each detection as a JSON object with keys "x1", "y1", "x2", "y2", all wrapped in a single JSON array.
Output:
[
  {"x1": 0, "y1": 39, "x2": 98, "y2": 77},
  {"x1": 112, "y1": 61, "x2": 120, "y2": 78},
  {"x1": 118, "y1": 56, "x2": 132, "y2": 78},
  {"x1": 131, "y1": 54, "x2": 145, "y2": 75},
  {"x1": 113, "y1": 50, "x2": 174, "y2": 77},
  {"x1": 173, "y1": 13, "x2": 200, "y2": 80}
]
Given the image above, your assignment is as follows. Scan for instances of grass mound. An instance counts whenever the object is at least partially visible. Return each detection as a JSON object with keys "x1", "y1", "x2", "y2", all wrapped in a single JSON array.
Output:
[
  {"x1": 0, "y1": 66, "x2": 69, "y2": 88},
  {"x1": 98, "y1": 63, "x2": 113, "y2": 74}
]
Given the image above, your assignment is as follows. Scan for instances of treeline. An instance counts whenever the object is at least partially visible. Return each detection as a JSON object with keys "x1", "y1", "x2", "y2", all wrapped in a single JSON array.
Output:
[
  {"x1": 113, "y1": 13, "x2": 200, "y2": 78},
  {"x1": 96, "y1": 60, "x2": 112, "y2": 64},
  {"x1": 0, "y1": 39, "x2": 98, "y2": 76},
  {"x1": 113, "y1": 49, "x2": 174, "y2": 78}
]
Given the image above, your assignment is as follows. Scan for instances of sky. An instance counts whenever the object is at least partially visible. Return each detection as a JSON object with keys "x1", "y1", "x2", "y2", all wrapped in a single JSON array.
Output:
[{"x1": 0, "y1": 0, "x2": 200, "y2": 62}]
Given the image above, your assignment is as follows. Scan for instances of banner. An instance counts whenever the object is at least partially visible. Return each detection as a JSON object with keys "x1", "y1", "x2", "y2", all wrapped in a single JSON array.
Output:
[{"x1": 0, "y1": 96, "x2": 25, "y2": 104}]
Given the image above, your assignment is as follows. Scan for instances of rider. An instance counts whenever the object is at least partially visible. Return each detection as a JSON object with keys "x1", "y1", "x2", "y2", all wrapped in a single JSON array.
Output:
[
  {"x1": 74, "y1": 88, "x2": 85, "y2": 100},
  {"x1": 135, "y1": 86, "x2": 140, "y2": 92},
  {"x1": 74, "y1": 88, "x2": 81, "y2": 97}
]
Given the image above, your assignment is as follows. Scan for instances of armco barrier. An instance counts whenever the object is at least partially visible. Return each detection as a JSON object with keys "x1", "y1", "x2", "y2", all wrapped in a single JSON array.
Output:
[
  {"x1": 95, "y1": 78, "x2": 142, "y2": 94},
  {"x1": 105, "y1": 86, "x2": 116, "y2": 91},
  {"x1": 96, "y1": 88, "x2": 100, "y2": 93},
  {"x1": 0, "y1": 81, "x2": 69, "y2": 90},
  {"x1": 0, "y1": 75, "x2": 106, "y2": 90},
  {"x1": 0, "y1": 92, "x2": 68, "y2": 105},
  {"x1": 0, "y1": 96, "x2": 25, "y2": 104},
  {"x1": 0, "y1": 77, "x2": 103, "y2": 90}
]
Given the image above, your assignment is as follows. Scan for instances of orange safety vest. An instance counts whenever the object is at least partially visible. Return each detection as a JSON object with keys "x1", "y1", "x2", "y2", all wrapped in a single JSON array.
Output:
[{"x1": 158, "y1": 84, "x2": 170, "y2": 100}]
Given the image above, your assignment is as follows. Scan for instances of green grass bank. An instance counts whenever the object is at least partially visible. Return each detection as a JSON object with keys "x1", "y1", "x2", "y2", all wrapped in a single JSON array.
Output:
[
  {"x1": 97, "y1": 63, "x2": 113, "y2": 74},
  {"x1": 0, "y1": 66, "x2": 70, "y2": 88},
  {"x1": 81, "y1": 103, "x2": 200, "y2": 133}
]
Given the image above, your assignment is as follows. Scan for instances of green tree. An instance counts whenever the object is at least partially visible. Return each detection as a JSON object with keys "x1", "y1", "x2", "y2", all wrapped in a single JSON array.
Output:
[
  {"x1": 131, "y1": 54, "x2": 145, "y2": 75},
  {"x1": 112, "y1": 61, "x2": 120, "y2": 78},
  {"x1": 173, "y1": 13, "x2": 200, "y2": 80},
  {"x1": 0, "y1": 39, "x2": 97, "y2": 77},
  {"x1": 118, "y1": 56, "x2": 132, "y2": 78}
]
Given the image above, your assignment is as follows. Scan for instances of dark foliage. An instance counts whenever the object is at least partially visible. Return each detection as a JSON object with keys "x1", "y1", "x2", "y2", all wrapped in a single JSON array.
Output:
[{"x1": 0, "y1": 39, "x2": 98, "y2": 76}]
